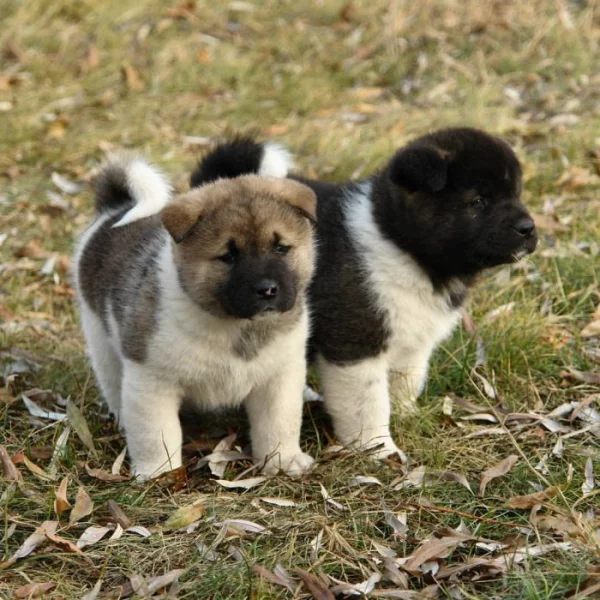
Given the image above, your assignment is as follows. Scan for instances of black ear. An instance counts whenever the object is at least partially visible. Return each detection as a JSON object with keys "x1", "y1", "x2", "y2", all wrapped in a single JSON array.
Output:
[{"x1": 388, "y1": 145, "x2": 448, "y2": 193}]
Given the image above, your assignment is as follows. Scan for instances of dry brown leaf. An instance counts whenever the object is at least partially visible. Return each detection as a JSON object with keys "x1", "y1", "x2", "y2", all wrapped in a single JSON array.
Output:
[
  {"x1": 14, "y1": 582, "x2": 56, "y2": 598},
  {"x1": 69, "y1": 485, "x2": 94, "y2": 525},
  {"x1": 582, "y1": 457, "x2": 595, "y2": 495},
  {"x1": 22, "y1": 455, "x2": 54, "y2": 481},
  {"x1": 0, "y1": 521, "x2": 57, "y2": 570},
  {"x1": 563, "y1": 368, "x2": 600, "y2": 385},
  {"x1": 0, "y1": 445, "x2": 22, "y2": 482},
  {"x1": 85, "y1": 464, "x2": 128, "y2": 482},
  {"x1": 108, "y1": 499, "x2": 133, "y2": 529},
  {"x1": 54, "y1": 476, "x2": 71, "y2": 515},
  {"x1": 42, "y1": 523, "x2": 93, "y2": 564},
  {"x1": 404, "y1": 536, "x2": 464, "y2": 572},
  {"x1": 121, "y1": 62, "x2": 145, "y2": 91},
  {"x1": 163, "y1": 502, "x2": 205, "y2": 531},
  {"x1": 479, "y1": 455, "x2": 519, "y2": 497},
  {"x1": 77, "y1": 526, "x2": 111, "y2": 549},
  {"x1": 252, "y1": 565, "x2": 293, "y2": 592},
  {"x1": 295, "y1": 569, "x2": 335, "y2": 600},
  {"x1": 580, "y1": 320, "x2": 600, "y2": 338},
  {"x1": 507, "y1": 486, "x2": 559, "y2": 509}
]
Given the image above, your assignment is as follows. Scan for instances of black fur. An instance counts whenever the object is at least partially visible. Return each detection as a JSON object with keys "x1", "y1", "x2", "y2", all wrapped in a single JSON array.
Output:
[
  {"x1": 190, "y1": 128, "x2": 537, "y2": 364},
  {"x1": 94, "y1": 164, "x2": 134, "y2": 214},
  {"x1": 190, "y1": 137, "x2": 265, "y2": 187}
]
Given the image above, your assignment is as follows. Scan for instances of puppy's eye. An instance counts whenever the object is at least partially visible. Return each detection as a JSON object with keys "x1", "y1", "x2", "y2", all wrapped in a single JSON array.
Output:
[
  {"x1": 470, "y1": 195, "x2": 487, "y2": 208},
  {"x1": 274, "y1": 243, "x2": 291, "y2": 256},
  {"x1": 217, "y1": 241, "x2": 238, "y2": 264},
  {"x1": 217, "y1": 251, "x2": 237, "y2": 264}
]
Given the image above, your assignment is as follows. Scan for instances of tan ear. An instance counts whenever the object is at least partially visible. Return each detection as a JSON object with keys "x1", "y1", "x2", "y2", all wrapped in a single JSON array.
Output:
[
  {"x1": 271, "y1": 179, "x2": 317, "y2": 223},
  {"x1": 161, "y1": 195, "x2": 202, "y2": 243}
]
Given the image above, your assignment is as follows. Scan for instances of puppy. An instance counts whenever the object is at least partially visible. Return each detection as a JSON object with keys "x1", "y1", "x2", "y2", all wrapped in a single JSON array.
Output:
[
  {"x1": 73, "y1": 153, "x2": 317, "y2": 479},
  {"x1": 189, "y1": 128, "x2": 538, "y2": 460}
]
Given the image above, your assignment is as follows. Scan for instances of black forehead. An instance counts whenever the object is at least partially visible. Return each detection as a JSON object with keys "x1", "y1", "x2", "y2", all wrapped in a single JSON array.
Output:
[{"x1": 422, "y1": 128, "x2": 521, "y2": 196}]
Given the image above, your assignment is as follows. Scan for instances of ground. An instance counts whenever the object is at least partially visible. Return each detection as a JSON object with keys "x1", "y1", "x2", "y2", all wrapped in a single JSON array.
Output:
[{"x1": 1, "y1": 0, "x2": 599, "y2": 598}]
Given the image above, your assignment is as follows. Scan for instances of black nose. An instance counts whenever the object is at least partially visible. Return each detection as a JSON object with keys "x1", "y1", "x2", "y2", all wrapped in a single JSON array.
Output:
[
  {"x1": 513, "y1": 217, "x2": 535, "y2": 237},
  {"x1": 253, "y1": 279, "x2": 278, "y2": 299}
]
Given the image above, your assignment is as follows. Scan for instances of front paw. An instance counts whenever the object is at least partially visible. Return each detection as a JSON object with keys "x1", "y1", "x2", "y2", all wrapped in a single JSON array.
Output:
[
  {"x1": 261, "y1": 450, "x2": 314, "y2": 478},
  {"x1": 363, "y1": 437, "x2": 408, "y2": 463}
]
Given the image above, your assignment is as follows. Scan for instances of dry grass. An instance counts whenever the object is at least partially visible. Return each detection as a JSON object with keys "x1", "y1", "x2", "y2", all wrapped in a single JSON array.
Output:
[{"x1": 1, "y1": 0, "x2": 599, "y2": 598}]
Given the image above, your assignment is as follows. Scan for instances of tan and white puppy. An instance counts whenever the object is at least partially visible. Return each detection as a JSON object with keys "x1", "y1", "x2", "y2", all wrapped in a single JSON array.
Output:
[{"x1": 73, "y1": 152, "x2": 317, "y2": 479}]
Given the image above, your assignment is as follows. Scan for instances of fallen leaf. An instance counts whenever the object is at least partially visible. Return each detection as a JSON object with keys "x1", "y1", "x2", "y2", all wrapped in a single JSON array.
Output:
[
  {"x1": 13, "y1": 582, "x2": 56, "y2": 598},
  {"x1": 331, "y1": 573, "x2": 382, "y2": 595},
  {"x1": 85, "y1": 464, "x2": 128, "y2": 482},
  {"x1": 80, "y1": 579, "x2": 103, "y2": 600},
  {"x1": 217, "y1": 519, "x2": 267, "y2": 534},
  {"x1": 582, "y1": 458, "x2": 595, "y2": 495},
  {"x1": 507, "y1": 486, "x2": 559, "y2": 509},
  {"x1": 108, "y1": 499, "x2": 133, "y2": 529},
  {"x1": 215, "y1": 476, "x2": 267, "y2": 490},
  {"x1": 163, "y1": 502, "x2": 205, "y2": 531},
  {"x1": 126, "y1": 525, "x2": 151, "y2": 538},
  {"x1": 76, "y1": 526, "x2": 111, "y2": 549},
  {"x1": 479, "y1": 455, "x2": 519, "y2": 496},
  {"x1": 0, "y1": 445, "x2": 22, "y2": 482},
  {"x1": 48, "y1": 425, "x2": 71, "y2": 475},
  {"x1": 295, "y1": 569, "x2": 335, "y2": 600},
  {"x1": 122, "y1": 62, "x2": 145, "y2": 91},
  {"x1": 439, "y1": 471, "x2": 473, "y2": 494},
  {"x1": 372, "y1": 540, "x2": 397, "y2": 558},
  {"x1": 383, "y1": 558, "x2": 409, "y2": 588},
  {"x1": 22, "y1": 394, "x2": 66, "y2": 421},
  {"x1": 196, "y1": 541, "x2": 219, "y2": 561},
  {"x1": 564, "y1": 368, "x2": 600, "y2": 385},
  {"x1": 51, "y1": 172, "x2": 83, "y2": 195},
  {"x1": 404, "y1": 536, "x2": 464, "y2": 572},
  {"x1": 111, "y1": 447, "x2": 127, "y2": 475},
  {"x1": 22, "y1": 455, "x2": 54, "y2": 481},
  {"x1": 348, "y1": 475, "x2": 383, "y2": 487},
  {"x1": 580, "y1": 320, "x2": 600, "y2": 338},
  {"x1": 253, "y1": 565, "x2": 294, "y2": 592},
  {"x1": 67, "y1": 400, "x2": 95, "y2": 453},
  {"x1": 69, "y1": 485, "x2": 94, "y2": 525},
  {"x1": 320, "y1": 484, "x2": 348, "y2": 510},
  {"x1": 144, "y1": 570, "x2": 185, "y2": 595},
  {"x1": 384, "y1": 507, "x2": 408, "y2": 539},
  {"x1": 260, "y1": 497, "x2": 297, "y2": 507},
  {"x1": 0, "y1": 521, "x2": 58, "y2": 570}
]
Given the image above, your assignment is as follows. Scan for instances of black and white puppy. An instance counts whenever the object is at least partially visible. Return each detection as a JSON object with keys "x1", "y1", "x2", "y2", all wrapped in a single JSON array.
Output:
[
  {"x1": 189, "y1": 128, "x2": 538, "y2": 459},
  {"x1": 74, "y1": 152, "x2": 317, "y2": 479}
]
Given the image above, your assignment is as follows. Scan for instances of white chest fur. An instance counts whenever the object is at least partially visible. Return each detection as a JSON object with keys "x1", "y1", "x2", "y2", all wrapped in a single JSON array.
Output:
[
  {"x1": 145, "y1": 244, "x2": 308, "y2": 410},
  {"x1": 344, "y1": 183, "x2": 462, "y2": 371}
]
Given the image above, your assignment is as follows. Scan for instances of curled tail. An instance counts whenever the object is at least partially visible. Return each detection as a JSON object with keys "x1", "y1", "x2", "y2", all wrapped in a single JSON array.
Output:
[
  {"x1": 94, "y1": 154, "x2": 172, "y2": 228},
  {"x1": 190, "y1": 137, "x2": 293, "y2": 188}
]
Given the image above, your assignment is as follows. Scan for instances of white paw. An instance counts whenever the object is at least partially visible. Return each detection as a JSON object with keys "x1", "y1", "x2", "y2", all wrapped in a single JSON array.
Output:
[
  {"x1": 131, "y1": 459, "x2": 181, "y2": 481},
  {"x1": 364, "y1": 438, "x2": 408, "y2": 463},
  {"x1": 303, "y1": 385, "x2": 322, "y2": 403},
  {"x1": 261, "y1": 450, "x2": 315, "y2": 478}
]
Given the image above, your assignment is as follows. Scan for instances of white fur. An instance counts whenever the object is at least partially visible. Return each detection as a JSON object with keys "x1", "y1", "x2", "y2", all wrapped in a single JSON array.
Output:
[
  {"x1": 258, "y1": 143, "x2": 294, "y2": 178},
  {"x1": 318, "y1": 183, "x2": 462, "y2": 458},
  {"x1": 110, "y1": 156, "x2": 172, "y2": 227},
  {"x1": 74, "y1": 237, "x2": 313, "y2": 479}
]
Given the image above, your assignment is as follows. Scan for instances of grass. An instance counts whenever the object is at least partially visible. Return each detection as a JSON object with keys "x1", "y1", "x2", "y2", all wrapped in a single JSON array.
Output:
[{"x1": 1, "y1": 0, "x2": 599, "y2": 598}]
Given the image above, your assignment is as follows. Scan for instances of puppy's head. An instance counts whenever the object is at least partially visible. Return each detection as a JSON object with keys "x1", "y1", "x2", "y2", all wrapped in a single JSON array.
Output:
[
  {"x1": 382, "y1": 127, "x2": 537, "y2": 279},
  {"x1": 161, "y1": 176, "x2": 316, "y2": 320}
]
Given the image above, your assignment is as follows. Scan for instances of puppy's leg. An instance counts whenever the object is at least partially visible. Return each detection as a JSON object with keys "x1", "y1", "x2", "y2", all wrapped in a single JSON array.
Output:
[
  {"x1": 80, "y1": 305, "x2": 122, "y2": 420},
  {"x1": 318, "y1": 355, "x2": 406, "y2": 461},
  {"x1": 120, "y1": 361, "x2": 183, "y2": 480},
  {"x1": 390, "y1": 348, "x2": 431, "y2": 416},
  {"x1": 245, "y1": 360, "x2": 314, "y2": 477}
]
